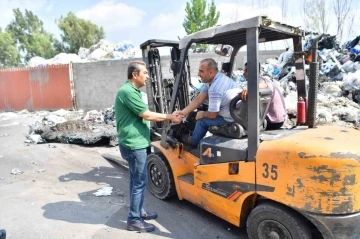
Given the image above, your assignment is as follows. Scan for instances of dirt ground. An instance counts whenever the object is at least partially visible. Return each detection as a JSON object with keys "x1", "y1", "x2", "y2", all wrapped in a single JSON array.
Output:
[{"x1": 0, "y1": 114, "x2": 248, "y2": 239}]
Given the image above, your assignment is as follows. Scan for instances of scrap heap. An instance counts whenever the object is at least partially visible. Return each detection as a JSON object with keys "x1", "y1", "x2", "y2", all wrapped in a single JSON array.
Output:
[
  {"x1": 17, "y1": 107, "x2": 118, "y2": 146},
  {"x1": 233, "y1": 34, "x2": 360, "y2": 129},
  {"x1": 27, "y1": 40, "x2": 142, "y2": 67}
]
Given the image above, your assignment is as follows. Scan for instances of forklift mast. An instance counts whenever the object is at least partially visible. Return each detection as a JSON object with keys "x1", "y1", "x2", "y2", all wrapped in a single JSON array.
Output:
[{"x1": 140, "y1": 40, "x2": 192, "y2": 136}]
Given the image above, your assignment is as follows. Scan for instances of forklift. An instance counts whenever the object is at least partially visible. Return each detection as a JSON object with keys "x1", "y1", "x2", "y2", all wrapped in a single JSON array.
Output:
[{"x1": 140, "y1": 16, "x2": 360, "y2": 239}]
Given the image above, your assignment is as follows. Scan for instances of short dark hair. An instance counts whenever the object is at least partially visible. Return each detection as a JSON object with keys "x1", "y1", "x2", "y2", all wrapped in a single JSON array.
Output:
[
  {"x1": 127, "y1": 61, "x2": 146, "y2": 79},
  {"x1": 201, "y1": 58, "x2": 218, "y2": 71},
  {"x1": 244, "y1": 62, "x2": 261, "y2": 73}
]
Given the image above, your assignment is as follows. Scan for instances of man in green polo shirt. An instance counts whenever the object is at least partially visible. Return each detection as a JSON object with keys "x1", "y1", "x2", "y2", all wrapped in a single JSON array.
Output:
[{"x1": 115, "y1": 61, "x2": 183, "y2": 233}]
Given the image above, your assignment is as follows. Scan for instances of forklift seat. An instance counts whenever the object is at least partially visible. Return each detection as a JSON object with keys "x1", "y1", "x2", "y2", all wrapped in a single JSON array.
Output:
[{"x1": 209, "y1": 88, "x2": 272, "y2": 139}]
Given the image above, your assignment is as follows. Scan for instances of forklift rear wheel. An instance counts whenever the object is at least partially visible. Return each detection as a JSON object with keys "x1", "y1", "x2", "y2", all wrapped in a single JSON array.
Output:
[
  {"x1": 147, "y1": 153, "x2": 176, "y2": 200},
  {"x1": 247, "y1": 201, "x2": 312, "y2": 239}
]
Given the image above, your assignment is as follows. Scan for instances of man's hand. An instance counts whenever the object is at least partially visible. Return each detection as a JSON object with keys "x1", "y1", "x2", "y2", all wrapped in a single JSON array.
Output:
[
  {"x1": 170, "y1": 111, "x2": 184, "y2": 124},
  {"x1": 196, "y1": 111, "x2": 205, "y2": 121},
  {"x1": 174, "y1": 110, "x2": 187, "y2": 117},
  {"x1": 241, "y1": 88, "x2": 248, "y2": 101}
]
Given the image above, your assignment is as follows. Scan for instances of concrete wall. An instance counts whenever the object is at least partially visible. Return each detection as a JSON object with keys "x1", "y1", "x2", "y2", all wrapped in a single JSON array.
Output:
[
  {"x1": 73, "y1": 50, "x2": 284, "y2": 111},
  {"x1": 73, "y1": 59, "x2": 135, "y2": 111}
]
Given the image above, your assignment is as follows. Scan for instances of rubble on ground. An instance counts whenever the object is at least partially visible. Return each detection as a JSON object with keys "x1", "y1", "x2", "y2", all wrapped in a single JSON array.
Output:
[
  {"x1": 28, "y1": 40, "x2": 142, "y2": 67},
  {"x1": 0, "y1": 106, "x2": 118, "y2": 146},
  {"x1": 11, "y1": 168, "x2": 23, "y2": 175},
  {"x1": 31, "y1": 120, "x2": 118, "y2": 146},
  {"x1": 26, "y1": 108, "x2": 118, "y2": 146}
]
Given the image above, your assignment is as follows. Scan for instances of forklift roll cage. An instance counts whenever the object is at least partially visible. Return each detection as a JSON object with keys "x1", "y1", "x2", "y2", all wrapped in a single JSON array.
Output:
[{"x1": 141, "y1": 16, "x2": 309, "y2": 160}]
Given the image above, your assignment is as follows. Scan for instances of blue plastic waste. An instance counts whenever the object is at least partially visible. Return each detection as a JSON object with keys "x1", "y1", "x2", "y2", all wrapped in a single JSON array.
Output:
[
  {"x1": 273, "y1": 68, "x2": 280, "y2": 75},
  {"x1": 116, "y1": 43, "x2": 135, "y2": 52},
  {"x1": 350, "y1": 48, "x2": 360, "y2": 55}
]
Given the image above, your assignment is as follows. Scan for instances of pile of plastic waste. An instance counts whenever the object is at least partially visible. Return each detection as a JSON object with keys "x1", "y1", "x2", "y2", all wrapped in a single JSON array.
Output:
[
  {"x1": 28, "y1": 39, "x2": 142, "y2": 67},
  {"x1": 78, "y1": 40, "x2": 141, "y2": 61},
  {"x1": 252, "y1": 34, "x2": 360, "y2": 128}
]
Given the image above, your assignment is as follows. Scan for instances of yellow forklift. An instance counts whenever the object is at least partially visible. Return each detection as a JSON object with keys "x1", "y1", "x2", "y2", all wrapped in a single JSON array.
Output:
[{"x1": 140, "y1": 16, "x2": 360, "y2": 239}]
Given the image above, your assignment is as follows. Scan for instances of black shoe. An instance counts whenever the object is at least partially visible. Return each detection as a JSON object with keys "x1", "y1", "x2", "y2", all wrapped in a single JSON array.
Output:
[
  {"x1": 0, "y1": 229, "x2": 6, "y2": 239},
  {"x1": 141, "y1": 210, "x2": 158, "y2": 220},
  {"x1": 127, "y1": 220, "x2": 155, "y2": 233}
]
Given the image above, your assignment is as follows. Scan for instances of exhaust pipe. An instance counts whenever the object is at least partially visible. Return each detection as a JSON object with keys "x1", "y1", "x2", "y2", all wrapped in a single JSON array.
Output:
[{"x1": 307, "y1": 34, "x2": 323, "y2": 128}]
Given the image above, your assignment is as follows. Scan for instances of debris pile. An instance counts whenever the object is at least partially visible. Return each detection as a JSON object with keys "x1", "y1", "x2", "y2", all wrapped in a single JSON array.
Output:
[
  {"x1": 32, "y1": 120, "x2": 118, "y2": 146},
  {"x1": 0, "y1": 107, "x2": 119, "y2": 146},
  {"x1": 28, "y1": 40, "x2": 142, "y2": 67},
  {"x1": 25, "y1": 107, "x2": 118, "y2": 146},
  {"x1": 256, "y1": 34, "x2": 360, "y2": 128}
]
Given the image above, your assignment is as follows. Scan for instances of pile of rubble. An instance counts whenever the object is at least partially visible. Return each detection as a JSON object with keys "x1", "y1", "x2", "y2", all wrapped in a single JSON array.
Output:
[
  {"x1": 256, "y1": 34, "x2": 360, "y2": 128},
  {"x1": 26, "y1": 107, "x2": 117, "y2": 146},
  {"x1": 28, "y1": 40, "x2": 142, "y2": 67},
  {"x1": 0, "y1": 107, "x2": 118, "y2": 146}
]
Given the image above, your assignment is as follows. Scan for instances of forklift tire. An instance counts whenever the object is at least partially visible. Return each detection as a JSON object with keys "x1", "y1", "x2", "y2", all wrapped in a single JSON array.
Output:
[
  {"x1": 147, "y1": 153, "x2": 177, "y2": 200},
  {"x1": 246, "y1": 201, "x2": 312, "y2": 239}
]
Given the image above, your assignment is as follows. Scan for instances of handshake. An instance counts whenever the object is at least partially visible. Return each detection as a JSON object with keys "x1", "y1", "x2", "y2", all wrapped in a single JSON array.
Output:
[{"x1": 169, "y1": 110, "x2": 185, "y2": 124}]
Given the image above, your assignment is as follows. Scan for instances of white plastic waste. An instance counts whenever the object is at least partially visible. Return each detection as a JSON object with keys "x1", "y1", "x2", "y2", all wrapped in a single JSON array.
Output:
[
  {"x1": 52, "y1": 109, "x2": 69, "y2": 117},
  {"x1": 93, "y1": 186, "x2": 113, "y2": 197},
  {"x1": 11, "y1": 168, "x2": 23, "y2": 175},
  {"x1": 26, "y1": 134, "x2": 45, "y2": 144},
  {"x1": 78, "y1": 47, "x2": 90, "y2": 59},
  {"x1": 88, "y1": 48, "x2": 108, "y2": 61},
  {"x1": 0, "y1": 112, "x2": 19, "y2": 121},
  {"x1": 28, "y1": 56, "x2": 48, "y2": 67}
]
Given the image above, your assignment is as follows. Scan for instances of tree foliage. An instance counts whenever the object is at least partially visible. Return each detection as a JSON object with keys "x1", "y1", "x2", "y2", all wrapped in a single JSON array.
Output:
[
  {"x1": 333, "y1": 0, "x2": 353, "y2": 42},
  {"x1": 183, "y1": 0, "x2": 220, "y2": 35},
  {"x1": 303, "y1": 0, "x2": 331, "y2": 34},
  {"x1": 56, "y1": 12, "x2": 105, "y2": 53},
  {"x1": 0, "y1": 9, "x2": 106, "y2": 67},
  {"x1": 0, "y1": 28, "x2": 20, "y2": 68},
  {"x1": 6, "y1": 8, "x2": 58, "y2": 62}
]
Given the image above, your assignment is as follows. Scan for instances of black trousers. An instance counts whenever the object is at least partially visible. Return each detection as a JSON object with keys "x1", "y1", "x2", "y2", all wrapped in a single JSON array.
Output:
[{"x1": 266, "y1": 120, "x2": 284, "y2": 130}]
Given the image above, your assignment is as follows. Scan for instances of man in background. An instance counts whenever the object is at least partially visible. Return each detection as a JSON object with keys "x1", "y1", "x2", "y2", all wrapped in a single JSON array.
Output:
[{"x1": 243, "y1": 62, "x2": 287, "y2": 130}]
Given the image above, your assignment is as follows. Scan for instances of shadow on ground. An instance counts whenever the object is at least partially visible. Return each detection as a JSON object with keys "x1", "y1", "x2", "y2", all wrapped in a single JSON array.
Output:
[{"x1": 41, "y1": 163, "x2": 246, "y2": 239}]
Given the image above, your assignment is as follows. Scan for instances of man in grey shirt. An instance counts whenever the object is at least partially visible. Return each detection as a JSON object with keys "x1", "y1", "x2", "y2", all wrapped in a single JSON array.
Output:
[{"x1": 178, "y1": 58, "x2": 240, "y2": 146}]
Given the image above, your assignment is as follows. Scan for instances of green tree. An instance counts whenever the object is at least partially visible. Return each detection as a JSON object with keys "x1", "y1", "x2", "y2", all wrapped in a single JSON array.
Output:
[
  {"x1": 56, "y1": 12, "x2": 105, "y2": 53},
  {"x1": 183, "y1": 0, "x2": 220, "y2": 35},
  {"x1": 6, "y1": 8, "x2": 58, "y2": 62},
  {"x1": 0, "y1": 28, "x2": 20, "y2": 68}
]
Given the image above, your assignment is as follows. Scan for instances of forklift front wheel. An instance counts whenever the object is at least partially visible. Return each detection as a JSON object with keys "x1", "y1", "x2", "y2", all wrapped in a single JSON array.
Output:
[
  {"x1": 247, "y1": 201, "x2": 312, "y2": 239},
  {"x1": 147, "y1": 153, "x2": 176, "y2": 200}
]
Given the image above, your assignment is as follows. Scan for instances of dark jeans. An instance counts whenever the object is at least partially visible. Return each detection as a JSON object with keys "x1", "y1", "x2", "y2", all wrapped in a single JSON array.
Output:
[
  {"x1": 191, "y1": 115, "x2": 229, "y2": 145},
  {"x1": 0, "y1": 229, "x2": 6, "y2": 239},
  {"x1": 119, "y1": 144, "x2": 148, "y2": 223}
]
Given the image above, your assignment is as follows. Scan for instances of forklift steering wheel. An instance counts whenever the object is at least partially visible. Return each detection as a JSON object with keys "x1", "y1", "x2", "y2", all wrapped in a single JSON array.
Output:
[{"x1": 229, "y1": 94, "x2": 245, "y2": 125}]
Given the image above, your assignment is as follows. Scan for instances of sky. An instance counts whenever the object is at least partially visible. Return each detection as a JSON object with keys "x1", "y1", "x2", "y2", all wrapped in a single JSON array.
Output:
[{"x1": 1, "y1": 0, "x2": 360, "y2": 53}]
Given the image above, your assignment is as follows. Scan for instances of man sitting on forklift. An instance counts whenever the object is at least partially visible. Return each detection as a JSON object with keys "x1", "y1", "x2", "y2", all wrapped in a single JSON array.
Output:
[
  {"x1": 178, "y1": 58, "x2": 241, "y2": 146},
  {"x1": 242, "y1": 62, "x2": 287, "y2": 130}
]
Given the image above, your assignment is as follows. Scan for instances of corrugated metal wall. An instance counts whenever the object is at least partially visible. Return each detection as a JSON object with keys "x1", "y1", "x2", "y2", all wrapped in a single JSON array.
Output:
[{"x1": 0, "y1": 65, "x2": 73, "y2": 111}]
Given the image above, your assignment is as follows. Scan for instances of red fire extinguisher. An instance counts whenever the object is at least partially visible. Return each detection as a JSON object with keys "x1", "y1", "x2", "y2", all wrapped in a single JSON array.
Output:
[{"x1": 297, "y1": 97, "x2": 306, "y2": 125}]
